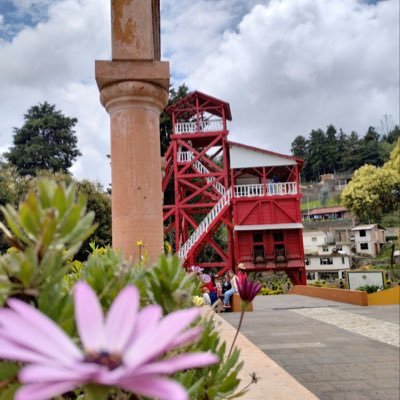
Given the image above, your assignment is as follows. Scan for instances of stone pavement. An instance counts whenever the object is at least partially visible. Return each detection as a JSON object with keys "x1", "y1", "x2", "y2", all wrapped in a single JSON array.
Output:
[{"x1": 222, "y1": 294, "x2": 400, "y2": 400}]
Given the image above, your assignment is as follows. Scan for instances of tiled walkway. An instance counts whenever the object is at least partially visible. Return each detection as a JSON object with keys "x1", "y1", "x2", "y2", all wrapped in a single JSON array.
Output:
[
  {"x1": 292, "y1": 307, "x2": 399, "y2": 347},
  {"x1": 222, "y1": 295, "x2": 400, "y2": 400}
]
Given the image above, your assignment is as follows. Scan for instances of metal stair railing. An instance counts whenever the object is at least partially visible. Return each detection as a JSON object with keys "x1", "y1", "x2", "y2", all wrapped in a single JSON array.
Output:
[
  {"x1": 177, "y1": 151, "x2": 226, "y2": 195},
  {"x1": 178, "y1": 187, "x2": 232, "y2": 260}
]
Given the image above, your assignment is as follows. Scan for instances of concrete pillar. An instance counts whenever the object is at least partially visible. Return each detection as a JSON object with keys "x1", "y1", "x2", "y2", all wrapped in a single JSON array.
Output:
[{"x1": 96, "y1": 0, "x2": 169, "y2": 263}]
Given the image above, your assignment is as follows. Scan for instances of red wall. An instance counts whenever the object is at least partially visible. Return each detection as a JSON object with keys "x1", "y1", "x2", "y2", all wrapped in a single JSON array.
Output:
[
  {"x1": 236, "y1": 229, "x2": 303, "y2": 261},
  {"x1": 234, "y1": 198, "x2": 300, "y2": 226}
]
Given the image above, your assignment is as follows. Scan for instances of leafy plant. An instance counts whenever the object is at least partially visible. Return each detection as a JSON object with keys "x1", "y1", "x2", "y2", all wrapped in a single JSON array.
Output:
[
  {"x1": 0, "y1": 179, "x2": 245, "y2": 399},
  {"x1": 356, "y1": 284, "x2": 381, "y2": 293},
  {"x1": 0, "y1": 179, "x2": 96, "y2": 305}
]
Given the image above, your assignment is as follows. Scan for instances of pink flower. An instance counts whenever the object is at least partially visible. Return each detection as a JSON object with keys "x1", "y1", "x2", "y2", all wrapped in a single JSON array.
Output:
[
  {"x1": 189, "y1": 265, "x2": 204, "y2": 274},
  {"x1": 237, "y1": 272, "x2": 262, "y2": 303},
  {"x1": 200, "y1": 273, "x2": 211, "y2": 283},
  {"x1": 0, "y1": 282, "x2": 218, "y2": 400}
]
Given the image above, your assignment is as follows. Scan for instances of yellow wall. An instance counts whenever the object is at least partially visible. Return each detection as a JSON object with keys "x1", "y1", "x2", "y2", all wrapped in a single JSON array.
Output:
[{"x1": 368, "y1": 286, "x2": 400, "y2": 306}]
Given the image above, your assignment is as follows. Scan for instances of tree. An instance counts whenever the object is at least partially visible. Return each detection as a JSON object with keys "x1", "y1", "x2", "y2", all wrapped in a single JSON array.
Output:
[
  {"x1": 0, "y1": 170, "x2": 111, "y2": 258},
  {"x1": 160, "y1": 84, "x2": 189, "y2": 155},
  {"x1": 291, "y1": 135, "x2": 308, "y2": 159},
  {"x1": 360, "y1": 126, "x2": 383, "y2": 166},
  {"x1": 379, "y1": 114, "x2": 395, "y2": 137},
  {"x1": 306, "y1": 129, "x2": 326, "y2": 181},
  {"x1": 75, "y1": 179, "x2": 112, "y2": 260},
  {"x1": 5, "y1": 102, "x2": 81, "y2": 176},
  {"x1": 341, "y1": 141, "x2": 400, "y2": 222},
  {"x1": 342, "y1": 131, "x2": 361, "y2": 172},
  {"x1": 324, "y1": 125, "x2": 338, "y2": 172}
]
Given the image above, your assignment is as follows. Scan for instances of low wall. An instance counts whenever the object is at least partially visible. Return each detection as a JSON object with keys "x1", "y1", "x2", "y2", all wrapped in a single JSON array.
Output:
[
  {"x1": 368, "y1": 286, "x2": 400, "y2": 306},
  {"x1": 231, "y1": 293, "x2": 253, "y2": 312},
  {"x1": 289, "y1": 285, "x2": 368, "y2": 306},
  {"x1": 203, "y1": 308, "x2": 318, "y2": 400}
]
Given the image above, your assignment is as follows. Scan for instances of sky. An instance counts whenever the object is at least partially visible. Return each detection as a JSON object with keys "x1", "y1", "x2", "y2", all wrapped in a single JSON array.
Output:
[{"x1": 0, "y1": 0, "x2": 398, "y2": 188}]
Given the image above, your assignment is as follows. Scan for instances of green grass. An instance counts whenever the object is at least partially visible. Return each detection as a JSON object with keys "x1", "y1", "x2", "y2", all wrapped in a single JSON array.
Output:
[
  {"x1": 301, "y1": 198, "x2": 340, "y2": 211},
  {"x1": 377, "y1": 242, "x2": 400, "y2": 260}
]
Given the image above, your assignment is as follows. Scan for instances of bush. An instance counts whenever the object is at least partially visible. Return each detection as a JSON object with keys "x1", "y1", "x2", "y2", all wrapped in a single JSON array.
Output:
[
  {"x1": 356, "y1": 284, "x2": 381, "y2": 293},
  {"x1": 0, "y1": 180, "x2": 246, "y2": 399}
]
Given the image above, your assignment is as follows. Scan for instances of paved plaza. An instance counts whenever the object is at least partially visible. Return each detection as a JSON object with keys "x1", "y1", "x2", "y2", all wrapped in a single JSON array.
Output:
[{"x1": 222, "y1": 294, "x2": 400, "y2": 400}]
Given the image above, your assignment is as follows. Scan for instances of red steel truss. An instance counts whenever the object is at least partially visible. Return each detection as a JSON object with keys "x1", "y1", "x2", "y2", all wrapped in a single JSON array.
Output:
[
  {"x1": 162, "y1": 91, "x2": 306, "y2": 285},
  {"x1": 162, "y1": 91, "x2": 234, "y2": 272}
]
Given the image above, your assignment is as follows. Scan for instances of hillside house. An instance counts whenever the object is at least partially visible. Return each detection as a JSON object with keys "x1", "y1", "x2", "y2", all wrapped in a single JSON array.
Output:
[{"x1": 351, "y1": 224, "x2": 386, "y2": 257}]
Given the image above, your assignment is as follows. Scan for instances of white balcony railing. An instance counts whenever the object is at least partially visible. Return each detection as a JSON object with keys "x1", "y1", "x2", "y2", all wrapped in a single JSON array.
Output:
[
  {"x1": 177, "y1": 151, "x2": 193, "y2": 163},
  {"x1": 175, "y1": 119, "x2": 224, "y2": 134},
  {"x1": 234, "y1": 182, "x2": 298, "y2": 198},
  {"x1": 177, "y1": 151, "x2": 225, "y2": 195}
]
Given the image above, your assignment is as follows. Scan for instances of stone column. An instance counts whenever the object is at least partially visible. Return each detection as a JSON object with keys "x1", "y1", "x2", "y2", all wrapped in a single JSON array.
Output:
[{"x1": 96, "y1": 0, "x2": 169, "y2": 263}]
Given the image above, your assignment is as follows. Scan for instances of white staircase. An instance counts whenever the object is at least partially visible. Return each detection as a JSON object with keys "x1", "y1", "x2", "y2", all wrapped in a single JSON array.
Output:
[
  {"x1": 177, "y1": 151, "x2": 226, "y2": 195},
  {"x1": 178, "y1": 187, "x2": 232, "y2": 260}
]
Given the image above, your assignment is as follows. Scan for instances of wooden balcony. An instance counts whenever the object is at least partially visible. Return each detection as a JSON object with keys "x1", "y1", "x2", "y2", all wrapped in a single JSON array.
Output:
[
  {"x1": 233, "y1": 182, "x2": 298, "y2": 198},
  {"x1": 174, "y1": 119, "x2": 224, "y2": 134}
]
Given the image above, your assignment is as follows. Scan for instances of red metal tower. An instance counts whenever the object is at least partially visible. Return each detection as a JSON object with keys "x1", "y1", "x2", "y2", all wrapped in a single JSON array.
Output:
[
  {"x1": 162, "y1": 91, "x2": 234, "y2": 271},
  {"x1": 162, "y1": 91, "x2": 306, "y2": 285}
]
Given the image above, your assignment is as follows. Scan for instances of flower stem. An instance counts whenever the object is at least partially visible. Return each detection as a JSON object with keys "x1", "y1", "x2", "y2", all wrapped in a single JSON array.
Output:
[{"x1": 228, "y1": 305, "x2": 246, "y2": 357}]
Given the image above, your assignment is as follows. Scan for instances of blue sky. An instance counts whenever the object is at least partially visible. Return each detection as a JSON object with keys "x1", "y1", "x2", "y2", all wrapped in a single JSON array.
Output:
[{"x1": 0, "y1": 0, "x2": 398, "y2": 186}]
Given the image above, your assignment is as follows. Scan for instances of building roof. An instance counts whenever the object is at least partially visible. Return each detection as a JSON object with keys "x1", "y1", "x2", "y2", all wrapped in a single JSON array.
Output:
[
  {"x1": 351, "y1": 224, "x2": 386, "y2": 231},
  {"x1": 305, "y1": 206, "x2": 348, "y2": 216},
  {"x1": 166, "y1": 91, "x2": 232, "y2": 120},
  {"x1": 228, "y1": 141, "x2": 303, "y2": 170}
]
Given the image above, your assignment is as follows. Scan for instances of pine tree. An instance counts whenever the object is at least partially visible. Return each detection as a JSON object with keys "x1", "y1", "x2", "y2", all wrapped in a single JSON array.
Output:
[{"x1": 5, "y1": 102, "x2": 81, "y2": 176}]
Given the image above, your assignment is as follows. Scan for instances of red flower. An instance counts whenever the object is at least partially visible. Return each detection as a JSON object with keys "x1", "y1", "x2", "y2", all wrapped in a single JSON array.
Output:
[{"x1": 237, "y1": 272, "x2": 262, "y2": 303}]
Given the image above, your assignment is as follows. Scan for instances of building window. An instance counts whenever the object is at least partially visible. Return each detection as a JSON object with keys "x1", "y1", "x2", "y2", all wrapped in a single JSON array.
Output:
[
  {"x1": 253, "y1": 232, "x2": 263, "y2": 243},
  {"x1": 273, "y1": 231, "x2": 286, "y2": 261},
  {"x1": 336, "y1": 246, "x2": 342, "y2": 251},
  {"x1": 312, "y1": 237, "x2": 317, "y2": 242},
  {"x1": 360, "y1": 243, "x2": 369, "y2": 250},
  {"x1": 305, "y1": 258, "x2": 311, "y2": 265},
  {"x1": 320, "y1": 257, "x2": 333, "y2": 265},
  {"x1": 322, "y1": 245, "x2": 329, "y2": 252},
  {"x1": 319, "y1": 272, "x2": 338, "y2": 281},
  {"x1": 342, "y1": 257, "x2": 345, "y2": 264},
  {"x1": 359, "y1": 230, "x2": 366, "y2": 237},
  {"x1": 307, "y1": 272, "x2": 315, "y2": 280},
  {"x1": 253, "y1": 245, "x2": 265, "y2": 263},
  {"x1": 273, "y1": 232, "x2": 284, "y2": 242}
]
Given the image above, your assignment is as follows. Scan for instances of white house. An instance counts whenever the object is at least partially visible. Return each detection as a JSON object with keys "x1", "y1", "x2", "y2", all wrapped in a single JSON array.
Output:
[
  {"x1": 351, "y1": 224, "x2": 386, "y2": 257},
  {"x1": 303, "y1": 231, "x2": 351, "y2": 282}
]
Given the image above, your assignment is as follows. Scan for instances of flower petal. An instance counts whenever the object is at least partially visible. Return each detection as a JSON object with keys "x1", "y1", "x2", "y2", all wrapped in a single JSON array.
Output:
[
  {"x1": 19, "y1": 363, "x2": 99, "y2": 384},
  {"x1": 15, "y1": 382, "x2": 79, "y2": 400},
  {"x1": 125, "y1": 304, "x2": 162, "y2": 349},
  {"x1": 168, "y1": 327, "x2": 203, "y2": 349},
  {"x1": 105, "y1": 285, "x2": 139, "y2": 353},
  {"x1": 131, "y1": 352, "x2": 219, "y2": 375},
  {"x1": 0, "y1": 309, "x2": 79, "y2": 366},
  {"x1": 0, "y1": 337, "x2": 50, "y2": 364},
  {"x1": 119, "y1": 376, "x2": 188, "y2": 400},
  {"x1": 7, "y1": 299, "x2": 82, "y2": 360},
  {"x1": 74, "y1": 281, "x2": 105, "y2": 351},
  {"x1": 124, "y1": 308, "x2": 200, "y2": 369}
]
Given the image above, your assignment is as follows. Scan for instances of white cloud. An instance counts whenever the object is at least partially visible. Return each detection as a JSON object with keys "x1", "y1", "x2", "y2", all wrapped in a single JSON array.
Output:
[
  {"x1": 161, "y1": 0, "x2": 262, "y2": 81},
  {"x1": 187, "y1": 0, "x2": 399, "y2": 153},
  {"x1": 0, "y1": 0, "x2": 398, "y2": 189},
  {"x1": 0, "y1": 0, "x2": 111, "y2": 187}
]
